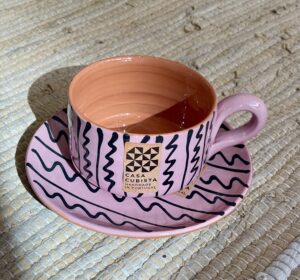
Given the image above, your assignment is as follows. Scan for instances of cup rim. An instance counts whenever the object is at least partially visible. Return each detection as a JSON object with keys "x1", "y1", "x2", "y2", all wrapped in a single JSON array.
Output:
[{"x1": 69, "y1": 55, "x2": 217, "y2": 136}]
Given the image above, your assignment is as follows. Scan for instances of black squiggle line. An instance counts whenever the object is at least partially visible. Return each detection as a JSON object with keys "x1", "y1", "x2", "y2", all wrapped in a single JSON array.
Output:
[
  {"x1": 96, "y1": 128, "x2": 104, "y2": 187},
  {"x1": 52, "y1": 116, "x2": 68, "y2": 128},
  {"x1": 155, "y1": 197, "x2": 224, "y2": 216},
  {"x1": 204, "y1": 113, "x2": 215, "y2": 163},
  {"x1": 155, "y1": 136, "x2": 163, "y2": 197},
  {"x1": 27, "y1": 165, "x2": 183, "y2": 229},
  {"x1": 162, "y1": 134, "x2": 179, "y2": 195},
  {"x1": 188, "y1": 125, "x2": 204, "y2": 184},
  {"x1": 194, "y1": 184, "x2": 244, "y2": 198},
  {"x1": 34, "y1": 136, "x2": 72, "y2": 163},
  {"x1": 31, "y1": 149, "x2": 99, "y2": 193},
  {"x1": 82, "y1": 122, "x2": 93, "y2": 180},
  {"x1": 209, "y1": 152, "x2": 250, "y2": 166},
  {"x1": 200, "y1": 175, "x2": 248, "y2": 189},
  {"x1": 206, "y1": 162, "x2": 250, "y2": 173},
  {"x1": 141, "y1": 135, "x2": 150, "y2": 143},
  {"x1": 68, "y1": 110, "x2": 78, "y2": 162},
  {"x1": 123, "y1": 134, "x2": 130, "y2": 143},
  {"x1": 112, "y1": 193, "x2": 127, "y2": 202},
  {"x1": 185, "y1": 190, "x2": 236, "y2": 206},
  {"x1": 133, "y1": 198, "x2": 206, "y2": 223},
  {"x1": 104, "y1": 132, "x2": 118, "y2": 192},
  {"x1": 156, "y1": 136, "x2": 163, "y2": 143},
  {"x1": 76, "y1": 117, "x2": 81, "y2": 170},
  {"x1": 44, "y1": 122, "x2": 69, "y2": 144},
  {"x1": 181, "y1": 130, "x2": 193, "y2": 190},
  {"x1": 32, "y1": 148, "x2": 75, "y2": 178},
  {"x1": 234, "y1": 144, "x2": 245, "y2": 149},
  {"x1": 123, "y1": 134, "x2": 130, "y2": 198},
  {"x1": 200, "y1": 121, "x2": 210, "y2": 170},
  {"x1": 34, "y1": 180, "x2": 151, "y2": 232},
  {"x1": 68, "y1": 111, "x2": 73, "y2": 158}
]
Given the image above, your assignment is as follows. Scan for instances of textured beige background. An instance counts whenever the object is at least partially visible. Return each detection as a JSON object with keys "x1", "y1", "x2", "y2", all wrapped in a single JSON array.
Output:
[{"x1": 1, "y1": 0, "x2": 300, "y2": 279}]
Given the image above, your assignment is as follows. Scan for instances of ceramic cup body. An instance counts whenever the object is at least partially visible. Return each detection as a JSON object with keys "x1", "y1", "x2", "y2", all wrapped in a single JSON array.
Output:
[{"x1": 68, "y1": 55, "x2": 267, "y2": 197}]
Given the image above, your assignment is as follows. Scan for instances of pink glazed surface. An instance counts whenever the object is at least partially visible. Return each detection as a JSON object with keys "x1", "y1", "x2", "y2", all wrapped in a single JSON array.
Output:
[
  {"x1": 68, "y1": 106, "x2": 216, "y2": 197},
  {"x1": 67, "y1": 56, "x2": 267, "y2": 198},
  {"x1": 26, "y1": 110, "x2": 252, "y2": 238}
]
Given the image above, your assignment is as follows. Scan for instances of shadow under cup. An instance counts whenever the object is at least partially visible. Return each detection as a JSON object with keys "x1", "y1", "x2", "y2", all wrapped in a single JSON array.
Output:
[{"x1": 69, "y1": 56, "x2": 216, "y2": 134}]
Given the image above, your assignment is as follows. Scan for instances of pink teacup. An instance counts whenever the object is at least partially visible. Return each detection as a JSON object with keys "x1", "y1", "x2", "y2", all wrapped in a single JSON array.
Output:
[{"x1": 68, "y1": 55, "x2": 267, "y2": 198}]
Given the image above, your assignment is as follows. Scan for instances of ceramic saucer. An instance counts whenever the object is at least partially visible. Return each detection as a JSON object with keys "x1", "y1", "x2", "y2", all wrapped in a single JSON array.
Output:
[{"x1": 25, "y1": 110, "x2": 252, "y2": 238}]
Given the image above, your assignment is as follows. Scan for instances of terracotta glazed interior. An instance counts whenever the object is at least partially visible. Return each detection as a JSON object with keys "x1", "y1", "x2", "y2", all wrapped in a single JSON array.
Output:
[{"x1": 69, "y1": 56, "x2": 215, "y2": 134}]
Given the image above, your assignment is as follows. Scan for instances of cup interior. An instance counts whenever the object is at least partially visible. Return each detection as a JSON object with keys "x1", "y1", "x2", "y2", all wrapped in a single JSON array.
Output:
[{"x1": 69, "y1": 56, "x2": 216, "y2": 134}]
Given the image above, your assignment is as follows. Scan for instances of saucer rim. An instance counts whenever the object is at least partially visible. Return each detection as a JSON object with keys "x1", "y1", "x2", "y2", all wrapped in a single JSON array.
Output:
[{"x1": 25, "y1": 110, "x2": 252, "y2": 238}]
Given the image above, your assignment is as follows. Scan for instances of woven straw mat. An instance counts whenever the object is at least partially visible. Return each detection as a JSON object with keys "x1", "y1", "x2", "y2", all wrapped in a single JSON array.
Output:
[{"x1": 1, "y1": 0, "x2": 300, "y2": 279}]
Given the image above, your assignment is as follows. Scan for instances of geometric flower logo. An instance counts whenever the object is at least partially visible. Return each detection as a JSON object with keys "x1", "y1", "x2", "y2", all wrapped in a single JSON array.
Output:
[{"x1": 125, "y1": 146, "x2": 159, "y2": 172}]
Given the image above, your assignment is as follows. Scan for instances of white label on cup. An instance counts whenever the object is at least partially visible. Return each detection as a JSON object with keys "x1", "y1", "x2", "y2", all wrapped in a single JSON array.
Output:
[{"x1": 123, "y1": 142, "x2": 161, "y2": 193}]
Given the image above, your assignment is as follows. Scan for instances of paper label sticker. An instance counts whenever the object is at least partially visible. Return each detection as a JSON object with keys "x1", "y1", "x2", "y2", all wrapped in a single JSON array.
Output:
[{"x1": 123, "y1": 142, "x2": 161, "y2": 193}]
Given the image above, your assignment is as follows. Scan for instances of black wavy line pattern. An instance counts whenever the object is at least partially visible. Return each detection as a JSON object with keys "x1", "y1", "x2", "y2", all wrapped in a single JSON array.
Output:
[
  {"x1": 180, "y1": 129, "x2": 193, "y2": 189},
  {"x1": 188, "y1": 124, "x2": 204, "y2": 184},
  {"x1": 209, "y1": 151, "x2": 250, "y2": 166},
  {"x1": 200, "y1": 175, "x2": 248, "y2": 189},
  {"x1": 141, "y1": 135, "x2": 150, "y2": 143},
  {"x1": 123, "y1": 134, "x2": 130, "y2": 143},
  {"x1": 82, "y1": 122, "x2": 93, "y2": 180},
  {"x1": 28, "y1": 163, "x2": 183, "y2": 229},
  {"x1": 67, "y1": 109, "x2": 77, "y2": 162},
  {"x1": 44, "y1": 122, "x2": 69, "y2": 144},
  {"x1": 103, "y1": 132, "x2": 118, "y2": 192},
  {"x1": 52, "y1": 115, "x2": 68, "y2": 128},
  {"x1": 31, "y1": 149, "x2": 99, "y2": 193},
  {"x1": 96, "y1": 128, "x2": 104, "y2": 187},
  {"x1": 200, "y1": 121, "x2": 210, "y2": 170},
  {"x1": 155, "y1": 136, "x2": 163, "y2": 197},
  {"x1": 204, "y1": 113, "x2": 215, "y2": 163},
  {"x1": 186, "y1": 190, "x2": 236, "y2": 206},
  {"x1": 194, "y1": 185, "x2": 243, "y2": 198},
  {"x1": 76, "y1": 117, "x2": 81, "y2": 170},
  {"x1": 67, "y1": 108, "x2": 73, "y2": 157},
  {"x1": 34, "y1": 180, "x2": 152, "y2": 232},
  {"x1": 206, "y1": 162, "x2": 250, "y2": 173},
  {"x1": 112, "y1": 193, "x2": 127, "y2": 202},
  {"x1": 133, "y1": 198, "x2": 205, "y2": 223},
  {"x1": 235, "y1": 144, "x2": 245, "y2": 149},
  {"x1": 29, "y1": 111, "x2": 250, "y2": 231},
  {"x1": 162, "y1": 134, "x2": 179, "y2": 195},
  {"x1": 156, "y1": 135, "x2": 163, "y2": 143},
  {"x1": 155, "y1": 197, "x2": 224, "y2": 216},
  {"x1": 35, "y1": 136, "x2": 72, "y2": 163},
  {"x1": 123, "y1": 133, "x2": 130, "y2": 198}
]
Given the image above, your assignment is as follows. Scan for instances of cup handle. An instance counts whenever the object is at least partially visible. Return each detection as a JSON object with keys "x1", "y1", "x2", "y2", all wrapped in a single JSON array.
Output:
[{"x1": 208, "y1": 93, "x2": 267, "y2": 158}]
